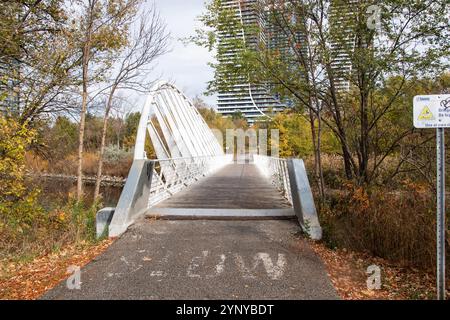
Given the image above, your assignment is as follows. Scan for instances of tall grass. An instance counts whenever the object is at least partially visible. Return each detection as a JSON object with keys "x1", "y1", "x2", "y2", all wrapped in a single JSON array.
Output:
[{"x1": 25, "y1": 151, "x2": 132, "y2": 177}]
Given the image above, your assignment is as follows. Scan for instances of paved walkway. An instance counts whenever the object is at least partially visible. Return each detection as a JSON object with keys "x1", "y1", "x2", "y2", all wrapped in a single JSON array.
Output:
[{"x1": 42, "y1": 220, "x2": 338, "y2": 300}]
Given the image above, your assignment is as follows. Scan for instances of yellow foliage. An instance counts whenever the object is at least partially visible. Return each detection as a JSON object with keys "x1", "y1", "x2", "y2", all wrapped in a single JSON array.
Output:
[
  {"x1": 259, "y1": 111, "x2": 340, "y2": 158},
  {"x1": 0, "y1": 116, "x2": 44, "y2": 246},
  {"x1": 0, "y1": 117, "x2": 36, "y2": 199}
]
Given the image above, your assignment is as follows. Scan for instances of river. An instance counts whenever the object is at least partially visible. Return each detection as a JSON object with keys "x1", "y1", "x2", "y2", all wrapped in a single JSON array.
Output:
[{"x1": 31, "y1": 176, "x2": 123, "y2": 209}]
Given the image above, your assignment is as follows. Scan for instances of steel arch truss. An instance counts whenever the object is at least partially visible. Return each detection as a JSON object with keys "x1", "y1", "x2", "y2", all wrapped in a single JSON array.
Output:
[
  {"x1": 134, "y1": 81, "x2": 223, "y2": 161},
  {"x1": 135, "y1": 81, "x2": 231, "y2": 206}
]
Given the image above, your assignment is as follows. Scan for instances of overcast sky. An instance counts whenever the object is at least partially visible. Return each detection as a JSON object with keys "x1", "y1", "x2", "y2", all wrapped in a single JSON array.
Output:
[{"x1": 146, "y1": 0, "x2": 216, "y2": 106}]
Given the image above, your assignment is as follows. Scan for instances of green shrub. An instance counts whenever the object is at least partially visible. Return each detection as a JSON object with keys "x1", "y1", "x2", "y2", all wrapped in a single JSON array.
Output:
[{"x1": 103, "y1": 145, "x2": 132, "y2": 163}]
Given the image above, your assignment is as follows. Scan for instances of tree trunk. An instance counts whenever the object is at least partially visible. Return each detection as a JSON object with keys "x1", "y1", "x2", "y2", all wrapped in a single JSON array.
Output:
[
  {"x1": 77, "y1": 87, "x2": 88, "y2": 202},
  {"x1": 308, "y1": 101, "x2": 325, "y2": 200},
  {"x1": 94, "y1": 86, "x2": 116, "y2": 201},
  {"x1": 325, "y1": 63, "x2": 354, "y2": 180},
  {"x1": 359, "y1": 90, "x2": 369, "y2": 184},
  {"x1": 304, "y1": 31, "x2": 325, "y2": 200},
  {"x1": 76, "y1": 3, "x2": 94, "y2": 202},
  {"x1": 308, "y1": 105, "x2": 318, "y2": 180},
  {"x1": 317, "y1": 107, "x2": 325, "y2": 199},
  {"x1": 356, "y1": 26, "x2": 373, "y2": 185}
]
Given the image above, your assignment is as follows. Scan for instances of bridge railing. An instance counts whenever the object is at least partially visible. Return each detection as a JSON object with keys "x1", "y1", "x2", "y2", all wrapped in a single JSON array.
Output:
[
  {"x1": 253, "y1": 154, "x2": 293, "y2": 205},
  {"x1": 253, "y1": 154, "x2": 322, "y2": 240},
  {"x1": 148, "y1": 154, "x2": 233, "y2": 207}
]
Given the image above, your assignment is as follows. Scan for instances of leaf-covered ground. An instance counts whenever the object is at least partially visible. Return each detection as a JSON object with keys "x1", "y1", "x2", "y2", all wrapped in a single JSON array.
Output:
[
  {"x1": 310, "y1": 241, "x2": 449, "y2": 300},
  {"x1": 0, "y1": 240, "x2": 113, "y2": 300}
]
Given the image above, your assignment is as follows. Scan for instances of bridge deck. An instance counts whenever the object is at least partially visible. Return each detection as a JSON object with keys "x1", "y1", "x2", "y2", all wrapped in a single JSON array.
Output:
[{"x1": 152, "y1": 163, "x2": 291, "y2": 209}]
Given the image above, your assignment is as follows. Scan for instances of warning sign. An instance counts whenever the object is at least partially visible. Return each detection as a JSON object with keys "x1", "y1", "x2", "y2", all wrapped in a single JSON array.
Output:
[
  {"x1": 417, "y1": 106, "x2": 435, "y2": 121},
  {"x1": 414, "y1": 95, "x2": 450, "y2": 128}
]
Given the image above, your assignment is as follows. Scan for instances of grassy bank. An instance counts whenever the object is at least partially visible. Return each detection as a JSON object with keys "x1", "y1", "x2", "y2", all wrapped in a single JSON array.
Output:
[{"x1": 0, "y1": 199, "x2": 100, "y2": 263}]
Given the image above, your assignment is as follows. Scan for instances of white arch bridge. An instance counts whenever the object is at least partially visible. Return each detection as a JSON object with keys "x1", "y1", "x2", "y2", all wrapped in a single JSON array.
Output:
[{"x1": 98, "y1": 81, "x2": 322, "y2": 240}]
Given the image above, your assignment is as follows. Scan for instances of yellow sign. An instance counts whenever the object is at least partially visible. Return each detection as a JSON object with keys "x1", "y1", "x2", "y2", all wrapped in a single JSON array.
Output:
[{"x1": 418, "y1": 106, "x2": 435, "y2": 121}]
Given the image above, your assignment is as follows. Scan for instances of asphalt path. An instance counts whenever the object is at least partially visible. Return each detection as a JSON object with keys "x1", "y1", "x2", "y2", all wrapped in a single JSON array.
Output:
[{"x1": 42, "y1": 219, "x2": 338, "y2": 300}]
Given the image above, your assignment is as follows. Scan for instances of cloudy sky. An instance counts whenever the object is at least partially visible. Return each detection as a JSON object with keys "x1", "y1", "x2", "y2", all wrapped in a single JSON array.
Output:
[{"x1": 146, "y1": 0, "x2": 216, "y2": 106}]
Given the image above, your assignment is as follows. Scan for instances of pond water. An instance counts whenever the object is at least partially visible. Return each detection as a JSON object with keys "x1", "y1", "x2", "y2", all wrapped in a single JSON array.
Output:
[{"x1": 31, "y1": 177, "x2": 123, "y2": 210}]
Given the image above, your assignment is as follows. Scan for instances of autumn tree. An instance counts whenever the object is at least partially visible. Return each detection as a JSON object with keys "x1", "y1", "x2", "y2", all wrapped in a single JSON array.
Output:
[
  {"x1": 0, "y1": 0, "x2": 80, "y2": 124},
  {"x1": 71, "y1": 0, "x2": 141, "y2": 201},
  {"x1": 94, "y1": 5, "x2": 170, "y2": 200},
  {"x1": 193, "y1": 0, "x2": 450, "y2": 189}
]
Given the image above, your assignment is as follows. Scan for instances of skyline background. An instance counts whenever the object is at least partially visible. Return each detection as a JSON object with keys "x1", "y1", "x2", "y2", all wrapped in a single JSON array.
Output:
[{"x1": 146, "y1": 0, "x2": 216, "y2": 107}]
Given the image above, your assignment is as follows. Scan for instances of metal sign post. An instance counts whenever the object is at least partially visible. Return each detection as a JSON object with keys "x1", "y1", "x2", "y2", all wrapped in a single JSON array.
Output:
[
  {"x1": 414, "y1": 94, "x2": 449, "y2": 300},
  {"x1": 436, "y1": 127, "x2": 445, "y2": 300}
]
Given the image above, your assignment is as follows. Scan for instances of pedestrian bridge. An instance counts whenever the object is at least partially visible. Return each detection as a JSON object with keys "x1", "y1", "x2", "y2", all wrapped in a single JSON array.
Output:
[
  {"x1": 97, "y1": 81, "x2": 322, "y2": 240},
  {"x1": 43, "y1": 81, "x2": 336, "y2": 300}
]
